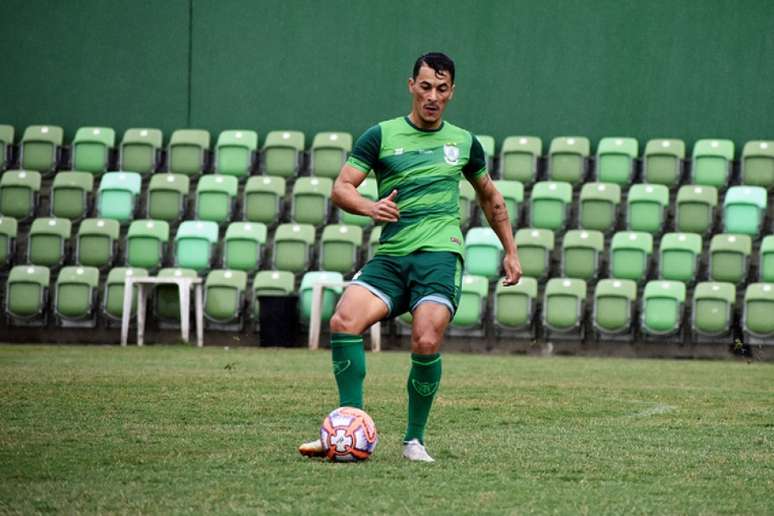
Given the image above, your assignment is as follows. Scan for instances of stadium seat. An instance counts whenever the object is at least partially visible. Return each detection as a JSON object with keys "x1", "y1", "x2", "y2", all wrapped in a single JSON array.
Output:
[
  {"x1": 722, "y1": 186, "x2": 767, "y2": 236},
  {"x1": 691, "y1": 139, "x2": 734, "y2": 188},
  {"x1": 311, "y1": 131, "x2": 352, "y2": 178},
  {"x1": 478, "y1": 180, "x2": 523, "y2": 227},
  {"x1": 547, "y1": 136, "x2": 589, "y2": 185},
  {"x1": 675, "y1": 185, "x2": 717, "y2": 235},
  {"x1": 195, "y1": 174, "x2": 238, "y2": 223},
  {"x1": 174, "y1": 221, "x2": 219, "y2": 273},
  {"x1": 529, "y1": 181, "x2": 572, "y2": 231},
  {"x1": 708, "y1": 234, "x2": 751, "y2": 285},
  {"x1": 102, "y1": 267, "x2": 148, "y2": 322},
  {"x1": 0, "y1": 216, "x2": 18, "y2": 269},
  {"x1": 203, "y1": 269, "x2": 248, "y2": 329},
  {"x1": 561, "y1": 229, "x2": 604, "y2": 281},
  {"x1": 28, "y1": 217, "x2": 71, "y2": 269},
  {"x1": 71, "y1": 126, "x2": 115, "y2": 174},
  {"x1": 5, "y1": 265, "x2": 50, "y2": 325},
  {"x1": 167, "y1": 129, "x2": 210, "y2": 176},
  {"x1": 450, "y1": 274, "x2": 488, "y2": 332},
  {"x1": 464, "y1": 227, "x2": 503, "y2": 280},
  {"x1": 609, "y1": 231, "x2": 653, "y2": 283},
  {"x1": 299, "y1": 271, "x2": 343, "y2": 324},
  {"x1": 0, "y1": 170, "x2": 41, "y2": 220},
  {"x1": 499, "y1": 136, "x2": 541, "y2": 184},
  {"x1": 626, "y1": 183, "x2": 669, "y2": 234},
  {"x1": 223, "y1": 222, "x2": 267, "y2": 273},
  {"x1": 742, "y1": 283, "x2": 774, "y2": 342},
  {"x1": 252, "y1": 270, "x2": 295, "y2": 320},
  {"x1": 476, "y1": 134, "x2": 495, "y2": 172},
  {"x1": 459, "y1": 180, "x2": 476, "y2": 227},
  {"x1": 75, "y1": 218, "x2": 119, "y2": 269},
  {"x1": 243, "y1": 175, "x2": 286, "y2": 224},
  {"x1": 215, "y1": 130, "x2": 257, "y2": 179},
  {"x1": 262, "y1": 130, "x2": 304, "y2": 177},
  {"x1": 339, "y1": 177, "x2": 377, "y2": 227},
  {"x1": 515, "y1": 228, "x2": 554, "y2": 280},
  {"x1": 759, "y1": 235, "x2": 774, "y2": 282},
  {"x1": 272, "y1": 223, "x2": 315, "y2": 273},
  {"x1": 658, "y1": 233, "x2": 702, "y2": 283},
  {"x1": 54, "y1": 265, "x2": 99, "y2": 327},
  {"x1": 0, "y1": 124, "x2": 14, "y2": 170},
  {"x1": 595, "y1": 137, "x2": 638, "y2": 186},
  {"x1": 643, "y1": 138, "x2": 685, "y2": 187},
  {"x1": 146, "y1": 173, "x2": 190, "y2": 223},
  {"x1": 50, "y1": 172, "x2": 94, "y2": 221},
  {"x1": 96, "y1": 171, "x2": 141, "y2": 223},
  {"x1": 368, "y1": 226, "x2": 381, "y2": 259},
  {"x1": 119, "y1": 128, "x2": 162, "y2": 175},
  {"x1": 740, "y1": 140, "x2": 774, "y2": 189},
  {"x1": 154, "y1": 267, "x2": 198, "y2": 324},
  {"x1": 126, "y1": 220, "x2": 170, "y2": 271},
  {"x1": 691, "y1": 281, "x2": 736, "y2": 340},
  {"x1": 543, "y1": 278, "x2": 587, "y2": 336},
  {"x1": 640, "y1": 280, "x2": 686, "y2": 337},
  {"x1": 592, "y1": 279, "x2": 637, "y2": 338},
  {"x1": 320, "y1": 224, "x2": 362, "y2": 274},
  {"x1": 493, "y1": 276, "x2": 538, "y2": 333},
  {"x1": 292, "y1": 177, "x2": 333, "y2": 226},
  {"x1": 578, "y1": 182, "x2": 621, "y2": 233},
  {"x1": 20, "y1": 125, "x2": 63, "y2": 174}
]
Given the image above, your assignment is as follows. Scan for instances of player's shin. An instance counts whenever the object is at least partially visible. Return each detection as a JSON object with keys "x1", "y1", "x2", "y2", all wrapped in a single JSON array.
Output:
[
  {"x1": 331, "y1": 333, "x2": 366, "y2": 409},
  {"x1": 404, "y1": 352, "x2": 442, "y2": 444}
]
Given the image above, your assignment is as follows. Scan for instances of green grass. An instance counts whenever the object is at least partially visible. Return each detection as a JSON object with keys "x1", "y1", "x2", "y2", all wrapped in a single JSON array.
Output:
[{"x1": 0, "y1": 345, "x2": 773, "y2": 515}]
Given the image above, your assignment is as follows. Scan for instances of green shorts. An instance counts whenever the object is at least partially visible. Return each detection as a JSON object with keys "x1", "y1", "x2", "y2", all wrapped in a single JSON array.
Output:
[{"x1": 351, "y1": 251, "x2": 463, "y2": 318}]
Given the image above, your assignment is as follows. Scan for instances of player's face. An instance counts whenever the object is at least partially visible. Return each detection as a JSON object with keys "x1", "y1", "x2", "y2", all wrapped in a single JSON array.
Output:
[{"x1": 408, "y1": 64, "x2": 454, "y2": 129}]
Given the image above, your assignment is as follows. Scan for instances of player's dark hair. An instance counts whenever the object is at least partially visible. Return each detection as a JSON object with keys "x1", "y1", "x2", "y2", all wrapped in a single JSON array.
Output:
[{"x1": 412, "y1": 52, "x2": 455, "y2": 83}]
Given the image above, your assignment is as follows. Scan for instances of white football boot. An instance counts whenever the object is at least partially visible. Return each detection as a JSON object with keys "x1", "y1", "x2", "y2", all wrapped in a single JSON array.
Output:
[
  {"x1": 402, "y1": 439, "x2": 435, "y2": 462},
  {"x1": 298, "y1": 438, "x2": 325, "y2": 458}
]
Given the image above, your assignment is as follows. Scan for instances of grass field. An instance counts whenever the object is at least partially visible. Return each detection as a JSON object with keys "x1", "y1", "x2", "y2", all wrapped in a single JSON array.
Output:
[{"x1": 1, "y1": 345, "x2": 773, "y2": 515}]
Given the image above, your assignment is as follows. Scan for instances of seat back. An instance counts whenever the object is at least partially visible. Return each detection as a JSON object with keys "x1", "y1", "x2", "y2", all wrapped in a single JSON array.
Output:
[
  {"x1": 299, "y1": 271, "x2": 343, "y2": 323},
  {"x1": 658, "y1": 233, "x2": 702, "y2": 282},
  {"x1": 311, "y1": 132, "x2": 352, "y2": 178},
  {"x1": 120, "y1": 128, "x2": 162, "y2": 174},
  {"x1": 103, "y1": 267, "x2": 149, "y2": 319},
  {"x1": 243, "y1": 175, "x2": 286, "y2": 224},
  {"x1": 451, "y1": 274, "x2": 489, "y2": 328},
  {"x1": 195, "y1": 174, "x2": 238, "y2": 223},
  {"x1": 154, "y1": 267, "x2": 198, "y2": 320},
  {"x1": 21, "y1": 125, "x2": 63, "y2": 172},
  {"x1": 708, "y1": 234, "x2": 752, "y2": 284},
  {"x1": 722, "y1": 186, "x2": 767, "y2": 236},
  {"x1": 174, "y1": 221, "x2": 219, "y2": 272},
  {"x1": 609, "y1": 231, "x2": 653, "y2": 282},
  {"x1": 147, "y1": 173, "x2": 190, "y2": 222},
  {"x1": 741, "y1": 140, "x2": 774, "y2": 189},
  {"x1": 494, "y1": 276, "x2": 537, "y2": 329},
  {"x1": 692, "y1": 281, "x2": 735, "y2": 337},
  {"x1": 691, "y1": 139, "x2": 733, "y2": 188},
  {"x1": 223, "y1": 222, "x2": 267, "y2": 273},
  {"x1": 55, "y1": 265, "x2": 99, "y2": 319},
  {"x1": 641, "y1": 280, "x2": 686, "y2": 335},
  {"x1": 76, "y1": 218, "x2": 120, "y2": 268},
  {"x1": 593, "y1": 278, "x2": 637, "y2": 334},
  {"x1": 543, "y1": 278, "x2": 587, "y2": 332},
  {"x1": 6, "y1": 265, "x2": 50, "y2": 319},
  {"x1": 168, "y1": 129, "x2": 210, "y2": 176},
  {"x1": 215, "y1": 130, "x2": 258, "y2": 178},
  {"x1": 500, "y1": 136, "x2": 541, "y2": 184},
  {"x1": 626, "y1": 183, "x2": 669, "y2": 234},
  {"x1": 595, "y1": 137, "x2": 638, "y2": 185},
  {"x1": 126, "y1": 220, "x2": 170, "y2": 270},
  {"x1": 547, "y1": 136, "x2": 590, "y2": 185},
  {"x1": 759, "y1": 236, "x2": 774, "y2": 282},
  {"x1": 252, "y1": 270, "x2": 295, "y2": 318},
  {"x1": 97, "y1": 172, "x2": 141, "y2": 222},
  {"x1": 743, "y1": 283, "x2": 774, "y2": 337},
  {"x1": 561, "y1": 229, "x2": 604, "y2": 281},
  {"x1": 320, "y1": 224, "x2": 362, "y2": 274},
  {"x1": 273, "y1": 223, "x2": 315, "y2": 273},
  {"x1": 262, "y1": 130, "x2": 305, "y2": 177},
  {"x1": 0, "y1": 170, "x2": 41, "y2": 220},
  {"x1": 292, "y1": 177, "x2": 333, "y2": 225},
  {"x1": 515, "y1": 228, "x2": 555, "y2": 279},
  {"x1": 72, "y1": 127, "x2": 115, "y2": 173},
  {"x1": 643, "y1": 138, "x2": 685, "y2": 187},
  {"x1": 204, "y1": 269, "x2": 247, "y2": 323},
  {"x1": 28, "y1": 217, "x2": 71, "y2": 268},
  {"x1": 0, "y1": 216, "x2": 18, "y2": 269},
  {"x1": 529, "y1": 181, "x2": 572, "y2": 231},
  {"x1": 675, "y1": 185, "x2": 717, "y2": 234},
  {"x1": 578, "y1": 182, "x2": 621, "y2": 232}
]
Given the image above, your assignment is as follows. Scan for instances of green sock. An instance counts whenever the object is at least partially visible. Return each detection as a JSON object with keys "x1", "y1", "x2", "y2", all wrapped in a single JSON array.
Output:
[
  {"x1": 404, "y1": 352, "x2": 442, "y2": 443},
  {"x1": 331, "y1": 333, "x2": 366, "y2": 409}
]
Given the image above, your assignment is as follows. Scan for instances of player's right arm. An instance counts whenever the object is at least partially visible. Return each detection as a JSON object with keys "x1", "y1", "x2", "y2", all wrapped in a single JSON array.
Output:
[{"x1": 332, "y1": 166, "x2": 399, "y2": 222}]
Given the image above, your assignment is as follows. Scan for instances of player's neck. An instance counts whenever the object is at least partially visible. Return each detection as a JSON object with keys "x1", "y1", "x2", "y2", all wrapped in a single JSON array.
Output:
[{"x1": 407, "y1": 112, "x2": 443, "y2": 131}]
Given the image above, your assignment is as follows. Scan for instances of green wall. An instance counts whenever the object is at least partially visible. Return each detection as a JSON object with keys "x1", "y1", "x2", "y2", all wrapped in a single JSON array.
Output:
[{"x1": 1, "y1": 0, "x2": 772, "y2": 151}]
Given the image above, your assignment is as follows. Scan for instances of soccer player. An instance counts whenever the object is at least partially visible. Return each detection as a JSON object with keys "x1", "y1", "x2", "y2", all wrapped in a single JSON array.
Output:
[{"x1": 299, "y1": 52, "x2": 521, "y2": 462}]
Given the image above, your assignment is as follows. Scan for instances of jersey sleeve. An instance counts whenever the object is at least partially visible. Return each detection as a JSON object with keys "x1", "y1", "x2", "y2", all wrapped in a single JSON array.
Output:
[
  {"x1": 345, "y1": 124, "x2": 382, "y2": 174},
  {"x1": 462, "y1": 133, "x2": 488, "y2": 180}
]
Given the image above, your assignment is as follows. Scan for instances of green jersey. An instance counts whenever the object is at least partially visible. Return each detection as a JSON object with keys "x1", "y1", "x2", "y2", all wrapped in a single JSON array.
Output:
[{"x1": 346, "y1": 116, "x2": 487, "y2": 256}]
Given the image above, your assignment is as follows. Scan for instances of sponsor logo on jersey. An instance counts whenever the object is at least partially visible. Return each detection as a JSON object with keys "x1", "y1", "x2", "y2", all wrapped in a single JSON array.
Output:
[
  {"x1": 394, "y1": 147, "x2": 404, "y2": 155},
  {"x1": 450, "y1": 236, "x2": 462, "y2": 245},
  {"x1": 444, "y1": 144, "x2": 460, "y2": 165}
]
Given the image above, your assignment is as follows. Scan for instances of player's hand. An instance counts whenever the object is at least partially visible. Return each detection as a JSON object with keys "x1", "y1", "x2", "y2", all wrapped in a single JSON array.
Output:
[
  {"x1": 502, "y1": 252, "x2": 522, "y2": 286},
  {"x1": 369, "y1": 189, "x2": 400, "y2": 222}
]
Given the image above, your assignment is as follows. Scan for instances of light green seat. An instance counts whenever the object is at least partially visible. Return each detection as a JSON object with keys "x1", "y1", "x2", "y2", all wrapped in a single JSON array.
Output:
[
  {"x1": 722, "y1": 186, "x2": 767, "y2": 236},
  {"x1": 0, "y1": 170, "x2": 41, "y2": 220},
  {"x1": 578, "y1": 182, "x2": 621, "y2": 233},
  {"x1": 320, "y1": 224, "x2": 362, "y2": 274},
  {"x1": 641, "y1": 280, "x2": 686, "y2": 336},
  {"x1": 561, "y1": 229, "x2": 604, "y2": 281},
  {"x1": 741, "y1": 140, "x2": 774, "y2": 189},
  {"x1": 97, "y1": 172, "x2": 141, "y2": 222},
  {"x1": 691, "y1": 139, "x2": 734, "y2": 188},
  {"x1": 292, "y1": 177, "x2": 333, "y2": 226},
  {"x1": 708, "y1": 234, "x2": 751, "y2": 285},
  {"x1": 20, "y1": 125, "x2": 63, "y2": 173},
  {"x1": 120, "y1": 128, "x2": 162, "y2": 175},
  {"x1": 273, "y1": 223, "x2": 315, "y2": 273},
  {"x1": 0, "y1": 216, "x2": 18, "y2": 269},
  {"x1": 311, "y1": 132, "x2": 352, "y2": 178},
  {"x1": 0, "y1": 125, "x2": 14, "y2": 170},
  {"x1": 692, "y1": 281, "x2": 736, "y2": 338},
  {"x1": 543, "y1": 278, "x2": 587, "y2": 333},
  {"x1": 476, "y1": 134, "x2": 495, "y2": 172},
  {"x1": 500, "y1": 136, "x2": 541, "y2": 184},
  {"x1": 146, "y1": 173, "x2": 190, "y2": 223},
  {"x1": 243, "y1": 175, "x2": 286, "y2": 224},
  {"x1": 252, "y1": 270, "x2": 295, "y2": 319},
  {"x1": 478, "y1": 180, "x2": 523, "y2": 227},
  {"x1": 195, "y1": 174, "x2": 238, "y2": 223},
  {"x1": 174, "y1": 220, "x2": 219, "y2": 273},
  {"x1": 626, "y1": 183, "x2": 669, "y2": 234},
  {"x1": 464, "y1": 227, "x2": 503, "y2": 280},
  {"x1": 204, "y1": 269, "x2": 248, "y2": 326},
  {"x1": 643, "y1": 138, "x2": 685, "y2": 187},
  {"x1": 595, "y1": 137, "x2": 638, "y2": 186},
  {"x1": 368, "y1": 226, "x2": 382, "y2": 260},
  {"x1": 593, "y1": 279, "x2": 637, "y2": 336},
  {"x1": 760, "y1": 236, "x2": 774, "y2": 283},
  {"x1": 71, "y1": 127, "x2": 115, "y2": 174},
  {"x1": 529, "y1": 181, "x2": 572, "y2": 231},
  {"x1": 658, "y1": 233, "x2": 702, "y2": 283},
  {"x1": 299, "y1": 271, "x2": 343, "y2": 323},
  {"x1": 51, "y1": 171, "x2": 94, "y2": 220},
  {"x1": 494, "y1": 276, "x2": 537, "y2": 330},
  {"x1": 609, "y1": 231, "x2": 653, "y2": 283},
  {"x1": 168, "y1": 129, "x2": 210, "y2": 176},
  {"x1": 547, "y1": 136, "x2": 590, "y2": 185},
  {"x1": 6, "y1": 265, "x2": 50, "y2": 322},
  {"x1": 75, "y1": 218, "x2": 120, "y2": 269},
  {"x1": 27, "y1": 217, "x2": 71, "y2": 268},
  {"x1": 515, "y1": 228, "x2": 554, "y2": 280},
  {"x1": 126, "y1": 220, "x2": 170, "y2": 271},
  {"x1": 743, "y1": 283, "x2": 774, "y2": 339},
  {"x1": 223, "y1": 222, "x2": 267, "y2": 273},
  {"x1": 215, "y1": 130, "x2": 258, "y2": 179},
  {"x1": 154, "y1": 267, "x2": 198, "y2": 321},
  {"x1": 459, "y1": 180, "x2": 476, "y2": 227},
  {"x1": 675, "y1": 185, "x2": 718, "y2": 234},
  {"x1": 54, "y1": 266, "x2": 99, "y2": 324},
  {"x1": 262, "y1": 130, "x2": 305, "y2": 177},
  {"x1": 450, "y1": 274, "x2": 489, "y2": 329},
  {"x1": 339, "y1": 177, "x2": 378, "y2": 227},
  {"x1": 102, "y1": 267, "x2": 148, "y2": 320}
]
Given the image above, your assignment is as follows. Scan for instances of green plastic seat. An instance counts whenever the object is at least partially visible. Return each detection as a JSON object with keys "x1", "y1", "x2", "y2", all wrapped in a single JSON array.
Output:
[
  {"x1": 609, "y1": 231, "x2": 653, "y2": 283},
  {"x1": 543, "y1": 277, "x2": 587, "y2": 333},
  {"x1": 54, "y1": 266, "x2": 99, "y2": 324},
  {"x1": 195, "y1": 174, "x2": 238, "y2": 223},
  {"x1": 299, "y1": 271, "x2": 343, "y2": 323},
  {"x1": 529, "y1": 181, "x2": 572, "y2": 231},
  {"x1": 626, "y1": 183, "x2": 669, "y2": 234},
  {"x1": 320, "y1": 224, "x2": 363, "y2": 274},
  {"x1": 71, "y1": 127, "x2": 115, "y2": 174},
  {"x1": 27, "y1": 217, "x2": 71, "y2": 268},
  {"x1": 168, "y1": 129, "x2": 210, "y2": 176},
  {"x1": 515, "y1": 228, "x2": 554, "y2": 280},
  {"x1": 76, "y1": 218, "x2": 120, "y2": 269},
  {"x1": 561, "y1": 229, "x2": 604, "y2": 281},
  {"x1": 311, "y1": 132, "x2": 352, "y2": 178},
  {"x1": 708, "y1": 234, "x2": 752, "y2": 285},
  {"x1": 215, "y1": 130, "x2": 258, "y2": 179},
  {"x1": 741, "y1": 140, "x2": 774, "y2": 189},
  {"x1": 494, "y1": 276, "x2": 538, "y2": 330},
  {"x1": 102, "y1": 267, "x2": 148, "y2": 320},
  {"x1": 292, "y1": 177, "x2": 333, "y2": 225},
  {"x1": 0, "y1": 216, "x2": 18, "y2": 269},
  {"x1": 262, "y1": 130, "x2": 305, "y2": 177},
  {"x1": 0, "y1": 170, "x2": 41, "y2": 220},
  {"x1": 500, "y1": 136, "x2": 541, "y2": 184},
  {"x1": 97, "y1": 172, "x2": 141, "y2": 223},
  {"x1": 51, "y1": 171, "x2": 94, "y2": 221},
  {"x1": 643, "y1": 138, "x2": 685, "y2": 187},
  {"x1": 593, "y1": 279, "x2": 637, "y2": 336},
  {"x1": 252, "y1": 270, "x2": 295, "y2": 319},
  {"x1": 0, "y1": 125, "x2": 14, "y2": 170},
  {"x1": 126, "y1": 220, "x2": 170, "y2": 271},
  {"x1": 476, "y1": 134, "x2": 495, "y2": 172},
  {"x1": 146, "y1": 173, "x2": 190, "y2": 223},
  {"x1": 174, "y1": 220, "x2": 219, "y2": 273},
  {"x1": 450, "y1": 274, "x2": 489, "y2": 329},
  {"x1": 339, "y1": 177, "x2": 378, "y2": 227},
  {"x1": 478, "y1": 180, "x2": 523, "y2": 227},
  {"x1": 595, "y1": 137, "x2": 638, "y2": 186},
  {"x1": 722, "y1": 186, "x2": 767, "y2": 236},
  {"x1": 368, "y1": 226, "x2": 382, "y2": 259},
  {"x1": 578, "y1": 182, "x2": 621, "y2": 233},
  {"x1": 692, "y1": 281, "x2": 736, "y2": 338},
  {"x1": 243, "y1": 175, "x2": 286, "y2": 224},
  {"x1": 119, "y1": 128, "x2": 162, "y2": 175},
  {"x1": 204, "y1": 269, "x2": 248, "y2": 326},
  {"x1": 154, "y1": 267, "x2": 198, "y2": 322},
  {"x1": 641, "y1": 280, "x2": 686, "y2": 336},
  {"x1": 459, "y1": 180, "x2": 476, "y2": 227},
  {"x1": 691, "y1": 139, "x2": 734, "y2": 188},
  {"x1": 658, "y1": 232, "x2": 702, "y2": 283},
  {"x1": 464, "y1": 227, "x2": 503, "y2": 280},
  {"x1": 273, "y1": 223, "x2": 315, "y2": 273},
  {"x1": 223, "y1": 222, "x2": 267, "y2": 273},
  {"x1": 743, "y1": 283, "x2": 774, "y2": 339},
  {"x1": 6, "y1": 265, "x2": 50, "y2": 322},
  {"x1": 675, "y1": 185, "x2": 718, "y2": 234},
  {"x1": 20, "y1": 125, "x2": 63, "y2": 173},
  {"x1": 547, "y1": 136, "x2": 589, "y2": 185},
  {"x1": 759, "y1": 236, "x2": 774, "y2": 283}
]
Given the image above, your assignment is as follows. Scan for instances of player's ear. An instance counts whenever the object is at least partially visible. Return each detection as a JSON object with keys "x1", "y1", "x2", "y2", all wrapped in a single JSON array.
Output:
[
  {"x1": 407, "y1": 77, "x2": 415, "y2": 92},
  {"x1": 448, "y1": 83, "x2": 455, "y2": 100}
]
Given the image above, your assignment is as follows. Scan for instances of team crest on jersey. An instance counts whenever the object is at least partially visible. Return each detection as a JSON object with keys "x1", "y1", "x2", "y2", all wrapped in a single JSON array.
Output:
[{"x1": 444, "y1": 144, "x2": 460, "y2": 165}]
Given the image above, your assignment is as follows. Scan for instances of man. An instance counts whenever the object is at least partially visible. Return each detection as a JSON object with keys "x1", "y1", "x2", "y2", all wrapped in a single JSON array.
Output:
[{"x1": 299, "y1": 52, "x2": 521, "y2": 462}]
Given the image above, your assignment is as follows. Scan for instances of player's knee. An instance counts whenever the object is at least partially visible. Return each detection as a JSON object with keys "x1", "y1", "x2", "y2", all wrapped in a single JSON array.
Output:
[
  {"x1": 330, "y1": 311, "x2": 361, "y2": 334},
  {"x1": 412, "y1": 331, "x2": 442, "y2": 354}
]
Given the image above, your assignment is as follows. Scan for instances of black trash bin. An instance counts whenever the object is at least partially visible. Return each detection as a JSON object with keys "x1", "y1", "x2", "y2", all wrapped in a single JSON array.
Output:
[{"x1": 258, "y1": 295, "x2": 300, "y2": 346}]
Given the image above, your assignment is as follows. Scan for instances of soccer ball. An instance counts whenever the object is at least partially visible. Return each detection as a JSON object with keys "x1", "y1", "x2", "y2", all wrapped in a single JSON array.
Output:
[{"x1": 320, "y1": 407, "x2": 378, "y2": 462}]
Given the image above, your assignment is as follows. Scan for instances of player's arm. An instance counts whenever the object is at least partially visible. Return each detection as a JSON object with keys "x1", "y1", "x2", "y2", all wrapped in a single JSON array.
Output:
[{"x1": 332, "y1": 165, "x2": 399, "y2": 222}]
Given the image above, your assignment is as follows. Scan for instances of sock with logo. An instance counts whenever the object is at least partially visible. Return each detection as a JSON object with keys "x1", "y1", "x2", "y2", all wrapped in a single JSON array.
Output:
[
  {"x1": 331, "y1": 333, "x2": 366, "y2": 409},
  {"x1": 404, "y1": 352, "x2": 442, "y2": 443}
]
